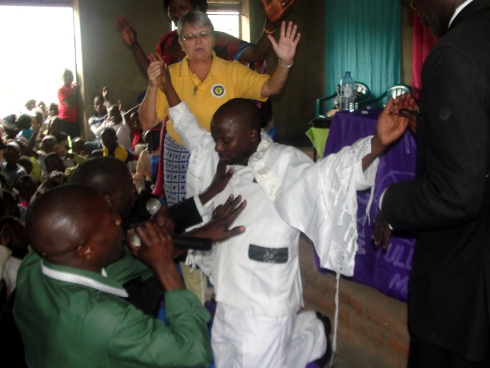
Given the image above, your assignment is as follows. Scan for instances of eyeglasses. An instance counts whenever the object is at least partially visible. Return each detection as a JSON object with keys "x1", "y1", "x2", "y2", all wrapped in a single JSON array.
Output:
[{"x1": 180, "y1": 31, "x2": 213, "y2": 42}]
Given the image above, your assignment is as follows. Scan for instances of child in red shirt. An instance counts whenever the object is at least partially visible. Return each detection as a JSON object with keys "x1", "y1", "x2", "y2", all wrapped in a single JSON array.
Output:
[{"x1": 57, "y1": 69, "x2": 80, "y2": 139}]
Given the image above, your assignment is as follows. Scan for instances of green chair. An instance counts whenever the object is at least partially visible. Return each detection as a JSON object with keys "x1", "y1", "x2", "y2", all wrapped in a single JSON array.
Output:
[
  {"x1": 358, "y1": 84, "x2": 411, "y2": 109},
  {"x1": 310, "y1": 82, "x2": 370, "y2": 160},
  {"x1": 314, "y1": 82, "x2": 371, "y2": 119}
]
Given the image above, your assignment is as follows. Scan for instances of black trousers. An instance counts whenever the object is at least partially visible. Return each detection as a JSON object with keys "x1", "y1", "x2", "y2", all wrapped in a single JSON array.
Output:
[{"x1": 408, "y1": 334, "x2": 490, "y2": 368}]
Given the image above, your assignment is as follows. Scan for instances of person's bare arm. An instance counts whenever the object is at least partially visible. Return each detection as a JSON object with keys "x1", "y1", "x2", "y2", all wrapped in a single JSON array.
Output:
[
  {"x1": 116, "y1": 16, "x2": 151, "y2": 76},
  {"x1": 63, "y1": 85, "x2": 80, "y2": 108},
  {"x1": 128, "y1": 221, "x2": 185, "y2": 291},
  {"x1": 232, "y1": 0, "x2": 295, "y2": 63},
  {"x1": 139, "y1": 56, "x2": 164, "y2": 130},
  {"x1": 27, "y1": 118, "x2": 40, "y2": 158},
  {"x1": 260, "y1": 21, "x2": 300, "y2": 98},
  {"x1": 150, "y1": 53, "x2": 181, "y2": 108},
  {"x1": 123, "y1": 104, "x2": 142, "y2": 131},
  {"x1": 198, "y1": 161, "x2": 233, "y2": 205}
]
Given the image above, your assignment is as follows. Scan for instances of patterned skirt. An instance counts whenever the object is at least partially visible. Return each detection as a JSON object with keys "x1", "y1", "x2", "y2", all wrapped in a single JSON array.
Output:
[{"x1": 163, "y1": 135, "x2": 190, "y2": 206}]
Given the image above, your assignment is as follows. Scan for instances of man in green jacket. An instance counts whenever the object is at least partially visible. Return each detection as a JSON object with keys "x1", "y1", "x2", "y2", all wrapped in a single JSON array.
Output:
[{"x1": 14, "y1": 184, "x2": 213, "y2": 368}]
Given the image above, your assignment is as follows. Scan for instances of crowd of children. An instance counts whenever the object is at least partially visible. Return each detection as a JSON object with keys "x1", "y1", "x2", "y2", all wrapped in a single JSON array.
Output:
[{"x1": 0, "y1": 71, "x2": 161, "y2": 305}]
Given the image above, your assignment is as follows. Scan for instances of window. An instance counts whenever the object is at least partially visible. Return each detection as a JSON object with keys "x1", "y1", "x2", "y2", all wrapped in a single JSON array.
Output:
[
  {"x1": 171, "y1": 0, "x2": 242, "y2": 39},
  {"x1": 0, "y1": 5, "x2": 76, "y2": 116},
  {"x1": 207, "y1": 0, "x2": 241, "y2": 38}
]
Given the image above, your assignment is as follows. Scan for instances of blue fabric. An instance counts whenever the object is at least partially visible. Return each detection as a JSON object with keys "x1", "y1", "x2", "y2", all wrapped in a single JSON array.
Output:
[
  {"x1": 163, "y1": 135, "x2": 190, "y2": 206},
  {"x1": 324, "y1": 0, "x2": 401, "y2": 98}
]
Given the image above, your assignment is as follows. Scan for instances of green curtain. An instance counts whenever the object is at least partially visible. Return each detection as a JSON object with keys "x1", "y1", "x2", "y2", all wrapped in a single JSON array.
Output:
[{"x1": 324, "y1": 0, "x2": 401, "y2": 99}]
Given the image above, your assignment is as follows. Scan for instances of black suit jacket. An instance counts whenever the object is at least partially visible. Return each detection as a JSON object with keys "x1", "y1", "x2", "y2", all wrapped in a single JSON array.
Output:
[{"x1": 382, "y1": 0, "x2": 490, "y2": 361}]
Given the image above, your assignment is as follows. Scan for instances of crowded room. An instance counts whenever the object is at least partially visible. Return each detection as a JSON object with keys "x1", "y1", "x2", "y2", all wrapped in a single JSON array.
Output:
[{"x1": 1, "y1": 0, "x2": 489, "y2": 367}]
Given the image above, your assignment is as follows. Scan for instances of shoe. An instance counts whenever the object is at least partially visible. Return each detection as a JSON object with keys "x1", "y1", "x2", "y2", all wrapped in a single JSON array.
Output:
[{"x1": 314, "y1": 312, "x2": 333, "y2": 366}]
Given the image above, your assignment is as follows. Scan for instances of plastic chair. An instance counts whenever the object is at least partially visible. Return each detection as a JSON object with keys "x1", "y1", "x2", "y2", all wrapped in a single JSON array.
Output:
[
  {"x1": 358, "y1": 84, "x2": 411, "y2": 109},
  {"x1": 315, "y1": 82, "x2": 371, "y2": 119},
  {"x1": 310, "y1": 82, "x2": 370, "y2": 160}
]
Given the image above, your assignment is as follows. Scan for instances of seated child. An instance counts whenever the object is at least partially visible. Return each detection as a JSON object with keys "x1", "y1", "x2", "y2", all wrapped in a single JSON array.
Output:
[
  {"x1": 1, "y1": 143, "x2": 27, "y2": 185},
  {"x1": 14, "y1": 175, "x2": 38, "y2": 207},
  {"x1": 133, "y1": 129, "x2": 160, "y2": 195},
  {"x1": 47, "y1": 117, "x2": 69, "y2": 150},
  {"x1": 71, "y1": 137, "x2": 85, "y2": 156},
  {"x1": 122, "y1": 104, "x2": 146, "y2": 156},
  {"x1": 97, "y1": 127, "x2": 132, "y2": 163}
]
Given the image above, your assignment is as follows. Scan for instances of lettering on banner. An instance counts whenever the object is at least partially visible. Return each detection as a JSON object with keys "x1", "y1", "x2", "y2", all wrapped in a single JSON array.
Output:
[
  {"x1": 389, "y1": 273, "x2": 409, "y2": 295},
  {"x1": 383, "y1": 241, "x2": 413, "y2": 270}
]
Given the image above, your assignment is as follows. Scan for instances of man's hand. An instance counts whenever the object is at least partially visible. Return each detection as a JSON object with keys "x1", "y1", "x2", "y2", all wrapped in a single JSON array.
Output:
[
  {"x1": 263, "y1": 0, "x2": 294, "y2": 23},
  {"x1": 116, "y1": 16, "x2": 137, "y2": 46},
  {"x1": 375, "y1": 98, "x2": 411, "y2": 147},
  {"x1": 127, "y1": 221, "x2": 185, "y2": 290},
  {"x1": 187, "y1": 195, "x2": 246, "y2": 242},
  {"x1": 127, "y1": 222, "x2": 175, "y2": 267},
  {"x1": 391, "y1": 93, "x2": 418, "y2": 134},
  {"x1": 268, "y1": 21, "x2": 300, "y2": 64},
  {"x1": 199, "y1": 161, "x2": 234, "y2": 205},
  {"x1": 372, "y1": 211, "x2": 392, "y2": 250},
  {"x1": 153, "y1": 203, "x2": 176, "y2": 234},
  {"x1": 362, "y1": 98, "x2": 411, "y2": 171}
]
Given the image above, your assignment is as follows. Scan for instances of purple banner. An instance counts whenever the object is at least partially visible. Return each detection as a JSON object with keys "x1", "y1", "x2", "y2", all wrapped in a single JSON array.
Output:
[{"x1": 318, "y1": 109, "x2": 416, "y2": 302}]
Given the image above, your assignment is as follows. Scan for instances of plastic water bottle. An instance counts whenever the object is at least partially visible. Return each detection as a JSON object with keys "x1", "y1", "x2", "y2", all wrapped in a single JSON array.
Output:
[{"x1": 339, "y1": 71, "x2": 355, "y2": 112}]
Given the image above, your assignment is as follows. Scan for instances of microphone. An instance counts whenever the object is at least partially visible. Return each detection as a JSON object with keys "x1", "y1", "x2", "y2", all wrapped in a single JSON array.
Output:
[{"x1": 128, "y1": 198, "x2": 212, "y2": 251}]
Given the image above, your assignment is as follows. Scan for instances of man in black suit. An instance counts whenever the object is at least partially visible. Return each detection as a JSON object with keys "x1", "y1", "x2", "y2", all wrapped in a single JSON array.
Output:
[{"x1": 376, "y1": 0, "x2": 490, "y2": 366}]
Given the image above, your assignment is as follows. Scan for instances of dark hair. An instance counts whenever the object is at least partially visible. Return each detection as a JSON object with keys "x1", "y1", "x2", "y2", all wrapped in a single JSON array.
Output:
[
  {"x1": 0, "y1": 216, "x2": 21, "y2": 231},
  {"x1": 101, "y1": 127, "x2": 117, "y2": 137},
  {"x1": 163, "y1": 0, "x2": 208, "y2": 12}
]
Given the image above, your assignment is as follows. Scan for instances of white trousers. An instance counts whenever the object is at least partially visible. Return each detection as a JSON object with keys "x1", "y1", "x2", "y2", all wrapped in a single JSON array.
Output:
[{"x1": 212, "y1": 303, "x2": 326, "y2": 368}]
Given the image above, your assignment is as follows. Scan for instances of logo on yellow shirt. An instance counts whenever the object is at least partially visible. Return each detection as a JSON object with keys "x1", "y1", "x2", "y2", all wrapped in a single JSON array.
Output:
[{"x1": 211, "y1": 84, "x2": 226, "y2": 98}]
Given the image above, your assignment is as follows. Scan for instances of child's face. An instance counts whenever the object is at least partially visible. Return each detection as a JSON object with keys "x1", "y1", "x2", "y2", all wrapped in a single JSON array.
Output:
[
  {"x1": 94, "y1": 97, "x2": 106, "y2": 116},
  {"x1": 3, "y1": 147, "x2": 20, "y2": 165},
  {"x1": 2, "y1": 222, "x2": 29, "y2": 251},
  {"x1": 72, "y1": 140, "x2": 84, "y2": 154},
  {"x1": 50, "y1": 119, "x2": 62, "y2": 135},
  {"x1": 18, "y1": 178, "x2": 37, "y2": 201},
  {"x1": 2, "y1": 196, "x2": 20, "y2": 219},
  {"x1": 62, "y1": 71, "x2": 74, "y2": 86},
  {"x1": 130, "y1": 113, "x2": 141, "y2": 130},
  {"x1": 49, "y1": 105, "x2": 59, "y2": 116},
  {"x1": 45, "y1": 156, "x2": 65, "y2": 174},
  {"x1": 42, "y1": 138, "x2": 56, "y2": 153}
]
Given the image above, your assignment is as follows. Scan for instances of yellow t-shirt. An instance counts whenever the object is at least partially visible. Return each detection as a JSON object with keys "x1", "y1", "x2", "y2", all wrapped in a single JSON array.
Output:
[{"x1": 156, "y1": 53, "x2": 269, "y2": 146}]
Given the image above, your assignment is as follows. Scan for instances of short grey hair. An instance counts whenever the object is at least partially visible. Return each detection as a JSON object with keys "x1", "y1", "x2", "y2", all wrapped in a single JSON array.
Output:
[{"x1": 177, "y1": 10, "x2": 214, "y2": 38}]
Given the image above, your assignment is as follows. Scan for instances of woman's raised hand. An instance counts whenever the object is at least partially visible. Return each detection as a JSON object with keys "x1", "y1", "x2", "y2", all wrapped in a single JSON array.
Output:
[
  {"x1": 148, "y1": 53, "x2": 171, "y2": 91},
  {"x1": 268, "y1": 21, "x2": 300, "y2": 64},
  {"x1": 116, "y1": 16, "x2": 137, "y2": 46}
]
